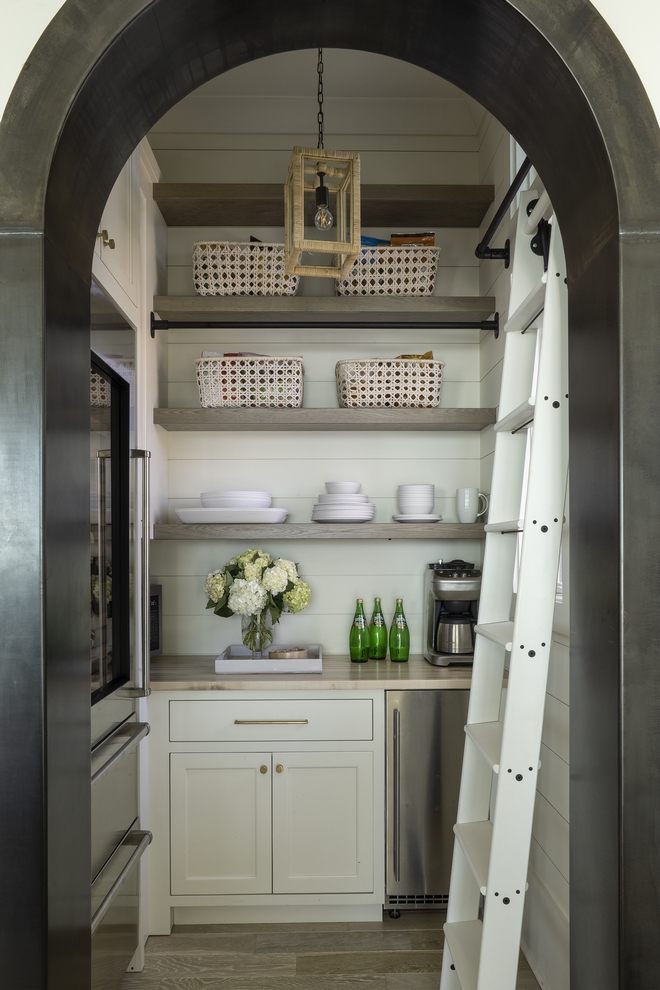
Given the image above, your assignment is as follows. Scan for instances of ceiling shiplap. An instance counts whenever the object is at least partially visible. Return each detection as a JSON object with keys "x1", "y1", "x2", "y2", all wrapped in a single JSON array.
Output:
[{"x1": 149, "y1": 48, "x2": 487, "y2": 137}]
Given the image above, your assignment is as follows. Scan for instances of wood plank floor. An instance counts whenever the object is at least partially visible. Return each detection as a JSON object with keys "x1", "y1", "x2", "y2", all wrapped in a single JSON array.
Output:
[{"x1": 120, "y1": 911, "x2": 541, "y2": 989}]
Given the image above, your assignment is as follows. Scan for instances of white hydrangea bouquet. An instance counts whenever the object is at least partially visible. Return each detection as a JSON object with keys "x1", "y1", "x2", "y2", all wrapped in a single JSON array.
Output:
[{"x1": 204, "y1": 548, "x2": 311, "y2": 655}]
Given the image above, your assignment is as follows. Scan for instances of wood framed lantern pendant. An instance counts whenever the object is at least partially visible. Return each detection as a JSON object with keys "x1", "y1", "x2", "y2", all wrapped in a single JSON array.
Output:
[{"x1": 284, "y1": 51, "x2": 361, "y2": 278}]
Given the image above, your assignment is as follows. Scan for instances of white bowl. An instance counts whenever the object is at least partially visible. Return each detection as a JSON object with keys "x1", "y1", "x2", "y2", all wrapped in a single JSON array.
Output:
[
  {"x1": 202, "y1": 495, "x2": 272, "y2": 508},
  {"x1": 398, "y1": 485, "x2": 434, "y2": 492},
  {"x1": 398, "y1": 501, "x2": 434, "y2": 513},
  {"x1": 317, "y1": 493, "x2": 369, "y2": 503},
  {"x1": 325, "y1": 482, "x2": 361, "y2": 494}
]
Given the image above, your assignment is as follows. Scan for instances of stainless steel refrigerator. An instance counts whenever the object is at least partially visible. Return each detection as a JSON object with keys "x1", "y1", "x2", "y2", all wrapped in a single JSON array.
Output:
[
  {"x1": 386, "y1": 690, "x2": 469, "y2": 911},
  {"x1": 90, "y1": 311, "x2": 152, "y2": 989}
]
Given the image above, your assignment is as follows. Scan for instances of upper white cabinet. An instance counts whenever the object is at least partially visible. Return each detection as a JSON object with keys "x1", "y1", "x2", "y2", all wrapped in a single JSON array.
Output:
[{"x1": 93, "y1": 150, "x2": 140, "y2": 317}]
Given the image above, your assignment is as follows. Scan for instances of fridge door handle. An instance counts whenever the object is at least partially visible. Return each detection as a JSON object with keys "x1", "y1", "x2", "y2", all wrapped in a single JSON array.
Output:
[
  {"x1": 393, "y1": 707, "x2": 401, "y2": 882},
  {"x1": 127, "y1": 449, "x2": 151, "y2": 697},
  {"x1": 91, "y1": 721, "x2": 150, "y2": 785},
  {"x1": 91, "y1": 830, "x2": 152, "y2": 935}
]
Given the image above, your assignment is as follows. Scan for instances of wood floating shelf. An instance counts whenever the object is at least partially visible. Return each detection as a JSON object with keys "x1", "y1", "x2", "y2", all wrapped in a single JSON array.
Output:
[
  {"x1": 153, "y1": 183, "x2": 495, "y2": 228},
  {"x1": 154, "y1": 523, "x2": 486, "y2": 541},
  {"x1": 154, "y1": 407, "x2": 496, "y2": 432},
  {"x1": 153, "y1": 295, "x2": 496, "y2": 326}
]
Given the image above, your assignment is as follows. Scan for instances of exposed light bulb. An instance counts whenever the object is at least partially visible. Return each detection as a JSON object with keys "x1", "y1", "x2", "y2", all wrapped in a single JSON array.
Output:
[
  {"x1": 314, "y1": 205, "x2": 334, "y2": 230},
  {"x1": 314, "y1": 170, "x2": 333, "y2": 230}
]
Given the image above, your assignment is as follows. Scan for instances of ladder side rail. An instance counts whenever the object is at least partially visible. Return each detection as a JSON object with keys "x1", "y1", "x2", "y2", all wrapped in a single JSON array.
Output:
[
  {"x1": 440, "y1": 196, "x2": 555, "y2": 990},
  {"x1": 476, "y1": 225, "x2": 568, "y2": 990}
]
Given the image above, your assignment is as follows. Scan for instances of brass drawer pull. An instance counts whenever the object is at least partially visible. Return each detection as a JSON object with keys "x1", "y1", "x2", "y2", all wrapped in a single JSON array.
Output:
[
  {"x1": 234, "y1": 719, "x2": 309, "y2": 725},
  {"x1": 260, "y1": 765, "x2": 268, "y2": 774},
  {"x1": 276, "y1": 764, "x2": 284, "y2": 773}
]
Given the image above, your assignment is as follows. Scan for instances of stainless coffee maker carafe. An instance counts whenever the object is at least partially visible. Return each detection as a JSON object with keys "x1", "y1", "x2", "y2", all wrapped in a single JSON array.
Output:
[{"x1": 423, "y1": 559, "x2": 481, "y2": 666}]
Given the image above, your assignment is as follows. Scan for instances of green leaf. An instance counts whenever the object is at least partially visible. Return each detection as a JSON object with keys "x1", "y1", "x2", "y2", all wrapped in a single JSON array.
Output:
[
  {"x1": 214, "y1": 604, "x2": 233, "y2": 618},
  {"x1": 205, "y1": 599, "x2": 216, "y2": 609}
]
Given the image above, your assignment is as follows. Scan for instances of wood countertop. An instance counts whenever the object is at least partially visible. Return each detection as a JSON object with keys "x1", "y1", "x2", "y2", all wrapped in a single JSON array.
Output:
[{"x1": 151, "y1": 654, "x2": 472, "y2": 691}]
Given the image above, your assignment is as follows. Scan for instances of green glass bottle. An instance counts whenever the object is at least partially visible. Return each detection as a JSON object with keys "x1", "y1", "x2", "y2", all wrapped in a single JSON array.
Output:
[
  {"x1": 389, "y1": 599, "x2": 410, "y2": 662},
  {"x1": 349, "y1": 599, "x2": 370, "y2": 662},
  {"x1": 369, "y1": 597, "x2": 387, "y2": 659}
]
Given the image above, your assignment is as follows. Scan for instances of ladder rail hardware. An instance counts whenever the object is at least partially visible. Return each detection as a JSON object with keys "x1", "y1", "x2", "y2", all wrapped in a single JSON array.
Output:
[{"x1": 440, "y1": 190, "x2": 568, "y2": 990}]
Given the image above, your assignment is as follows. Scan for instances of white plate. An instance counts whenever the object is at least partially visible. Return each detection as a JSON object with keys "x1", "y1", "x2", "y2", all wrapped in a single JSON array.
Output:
[
  {"x1": 392, "y1": 513, "x2": 443, "y2": 523},
  {"x1": 201, "y1": 490, "x2": 271, "y2": 498},
  {"x1": 176, "y1": 507, "x2": 288, "y2": 523},
  {"x1": 313, "y1": 506, "x2": 375, "y2": 514},
  {"x1": 317, "y1": 494, "x2": 369, "y2": 503},
  {"x1": 313, "y1": 516, "x2": 374, "y2": 524},
  {"x1": 201, "y1": 498, "x2": 272, "y2": 508}
]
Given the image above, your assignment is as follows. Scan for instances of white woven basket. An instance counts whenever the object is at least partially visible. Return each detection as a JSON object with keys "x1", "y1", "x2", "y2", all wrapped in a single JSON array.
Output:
[
  {"x1": 336, "y1": 358, "x2": 444, "y2": 408},
  {"x1": 192, "y1": 242, "x2": 299, "y2": 296},
  {"x1": 196, "y1": 356, "x2": 304, "y2": 408},
  {"x1": 90, "y1": 371, "x2": 111, "y2": 407},
  {"x1": 336, "y1": 246, "x2": 440, "y2": 296}
]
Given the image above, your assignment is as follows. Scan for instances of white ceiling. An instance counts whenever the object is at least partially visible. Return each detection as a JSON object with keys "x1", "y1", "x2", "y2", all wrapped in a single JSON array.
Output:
[{"x1": 150, "y1": 48, "x2": 487, "y2": 137}]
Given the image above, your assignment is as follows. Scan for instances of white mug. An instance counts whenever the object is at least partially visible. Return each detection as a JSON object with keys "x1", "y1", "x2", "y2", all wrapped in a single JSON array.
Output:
[{"x1": 456, "y1": 488, "x2": 489, "y2": 524}]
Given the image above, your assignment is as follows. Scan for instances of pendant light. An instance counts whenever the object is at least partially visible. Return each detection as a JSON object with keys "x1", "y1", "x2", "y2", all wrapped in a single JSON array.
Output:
[{"x1": 284, "y1": 49, "x2": 361, "y2": 278}]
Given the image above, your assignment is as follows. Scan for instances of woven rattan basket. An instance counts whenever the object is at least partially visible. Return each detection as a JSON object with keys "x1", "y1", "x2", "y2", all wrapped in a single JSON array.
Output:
[
  {"x1": 196, "y1": 356, "x2": 304, "y2": 408},
  {"x1": 192, "y1": 242, "x2": 299, "y2": 296},
  {"x1": 336, "y1": 245, "x2": 440, "y2": 296},
  {"x1": 90, "y1": 371, "x2": 111, "y2": 407},
  {"x1": 336, "y1": 358, "x2": 444, "y2": 408}
]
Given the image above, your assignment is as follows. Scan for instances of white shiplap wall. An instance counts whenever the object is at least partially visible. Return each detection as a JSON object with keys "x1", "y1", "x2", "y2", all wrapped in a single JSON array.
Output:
[{"x1": 148, "y1": 49, "x2": 494, "y2": 658}]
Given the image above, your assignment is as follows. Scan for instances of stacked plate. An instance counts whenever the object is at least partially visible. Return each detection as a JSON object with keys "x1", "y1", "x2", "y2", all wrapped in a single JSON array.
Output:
[
  {"x1": 312, "y1": 482, "x2": 376, "y2": 524},
  {"x1": 176, "y1": 490, "x2": 288, "y2": 524},
  {"x1": 393, "y1": 484, "x2": 442, "y2": 523}
]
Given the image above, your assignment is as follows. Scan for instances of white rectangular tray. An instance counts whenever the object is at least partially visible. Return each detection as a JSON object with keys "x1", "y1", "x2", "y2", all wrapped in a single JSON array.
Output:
[
  {"x1": 215, "y1": 644, "x2": 322, "y2": 674},
  {"x1": 176, "y1": 507, "x2": 288, "y2": 524}
]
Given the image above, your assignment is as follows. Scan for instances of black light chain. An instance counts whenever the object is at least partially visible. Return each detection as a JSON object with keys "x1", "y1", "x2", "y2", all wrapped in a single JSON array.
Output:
[{"x1": 317, "y1": 47, "x2": 324, "y2": 150}]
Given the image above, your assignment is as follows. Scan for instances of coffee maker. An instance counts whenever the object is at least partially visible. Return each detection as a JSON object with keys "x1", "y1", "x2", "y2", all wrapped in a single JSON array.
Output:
[{"x1": 423, "y1": 559, "x2": 482, "y2": 666}]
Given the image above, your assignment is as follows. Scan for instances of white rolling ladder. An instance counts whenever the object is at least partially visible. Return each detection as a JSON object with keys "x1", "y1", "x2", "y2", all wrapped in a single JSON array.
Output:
[{"x1": 439, "y1": 191, "x2": 568, "y2": 990}]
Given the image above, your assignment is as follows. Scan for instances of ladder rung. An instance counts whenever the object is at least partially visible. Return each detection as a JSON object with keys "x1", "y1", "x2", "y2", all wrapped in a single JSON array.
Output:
[
  {"x1": 494, "y1": 397, "x2": 535, "y2": 433},
  {"x1": 504, "y1": 277, "x2": 545, "y2": 334},
  {"x1": 465, "y1": 721, "x2": 503, "y2": 773},
  {"x1": 454, "y1": 821, "x2": 493, "y2": 893},
  {"x1": 484, "y1": 519, "x2": 523, "y2": 533},
  {"x1": 443, "y1": 920, "x2": 482, "y2": 990},
  {"x1": 474, "y1": 620, "x2": 513, "y2": 650}
]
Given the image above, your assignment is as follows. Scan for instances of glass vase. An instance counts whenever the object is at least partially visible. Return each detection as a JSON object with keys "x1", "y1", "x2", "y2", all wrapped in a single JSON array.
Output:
[{"x1": 241, "y1": 609, "x2": 273, "y2": 657}]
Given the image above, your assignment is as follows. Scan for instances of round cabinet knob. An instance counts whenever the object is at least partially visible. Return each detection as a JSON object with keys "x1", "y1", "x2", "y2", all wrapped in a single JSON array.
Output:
[
  {"x1": 276, "y1": 764, "x2": 284, "y2": 773},
  {"x1": 260, "y1": 765, "x2": 268, "y2": 774}
]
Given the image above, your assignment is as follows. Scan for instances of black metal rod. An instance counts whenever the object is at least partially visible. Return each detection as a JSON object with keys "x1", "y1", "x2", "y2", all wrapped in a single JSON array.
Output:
[
  {"x1": 475, "y1": 156, "x2": 533, "y2": 265},
  {"x1": 151, "y1": 314, "x2": 499, "y2": 334}
]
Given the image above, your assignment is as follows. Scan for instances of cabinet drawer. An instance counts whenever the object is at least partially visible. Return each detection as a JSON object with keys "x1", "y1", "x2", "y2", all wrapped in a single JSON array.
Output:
[{"x1": 169, "y1": 699, "x2": 373, "y2": 742}]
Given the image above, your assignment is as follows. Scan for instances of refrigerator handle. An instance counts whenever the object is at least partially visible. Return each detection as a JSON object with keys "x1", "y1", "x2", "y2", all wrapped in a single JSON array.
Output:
[
  {"x1": 96, "y1": 450, "x2": 111, "y2": 684},
  {"x1": 393, "y1": 707, "x2": 401, "y2": 882},
  {"x1": 129, "y1": 449, "x2": 151, "y2": 697}
]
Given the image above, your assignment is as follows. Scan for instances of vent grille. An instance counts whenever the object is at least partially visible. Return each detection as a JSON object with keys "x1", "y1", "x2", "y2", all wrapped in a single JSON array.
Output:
[{"x1": 387, "y1": 893, "x2": 449, "y2": 907}]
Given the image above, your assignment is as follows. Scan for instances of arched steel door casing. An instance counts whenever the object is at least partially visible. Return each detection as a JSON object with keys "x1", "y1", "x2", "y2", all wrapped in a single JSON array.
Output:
[{"x1": 1, "y1": 2, "x2": 659, "y2": 986}]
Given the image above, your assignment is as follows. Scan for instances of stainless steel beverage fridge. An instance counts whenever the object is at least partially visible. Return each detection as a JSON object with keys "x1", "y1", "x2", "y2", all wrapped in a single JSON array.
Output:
[{"x1": 385, "y1": 690, "x2": 469, "y2": 912}]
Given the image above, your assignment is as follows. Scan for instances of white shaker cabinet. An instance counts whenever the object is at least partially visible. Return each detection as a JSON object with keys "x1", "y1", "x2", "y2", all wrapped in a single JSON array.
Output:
[
  {"x1": 147, "y1": 689, "x2": 384, "y2": 932},
  {"x1": 170, "y1": 751, "x2": 272, "y2": 895},
  {"x1": 272, "y1": 750, "x2": 373, "y2": 894}
]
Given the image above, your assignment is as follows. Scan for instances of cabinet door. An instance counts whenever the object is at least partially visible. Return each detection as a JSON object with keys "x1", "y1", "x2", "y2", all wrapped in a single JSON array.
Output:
[
  {"x1": 170, "y1": 752, "x2": 272, "y2": 895},
  {"x1": 93, "y1": 152, "x2": 139, "y2": 307},
  {"x1": 272, "y1": 751, "x2": 373, "y2": 894}
]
